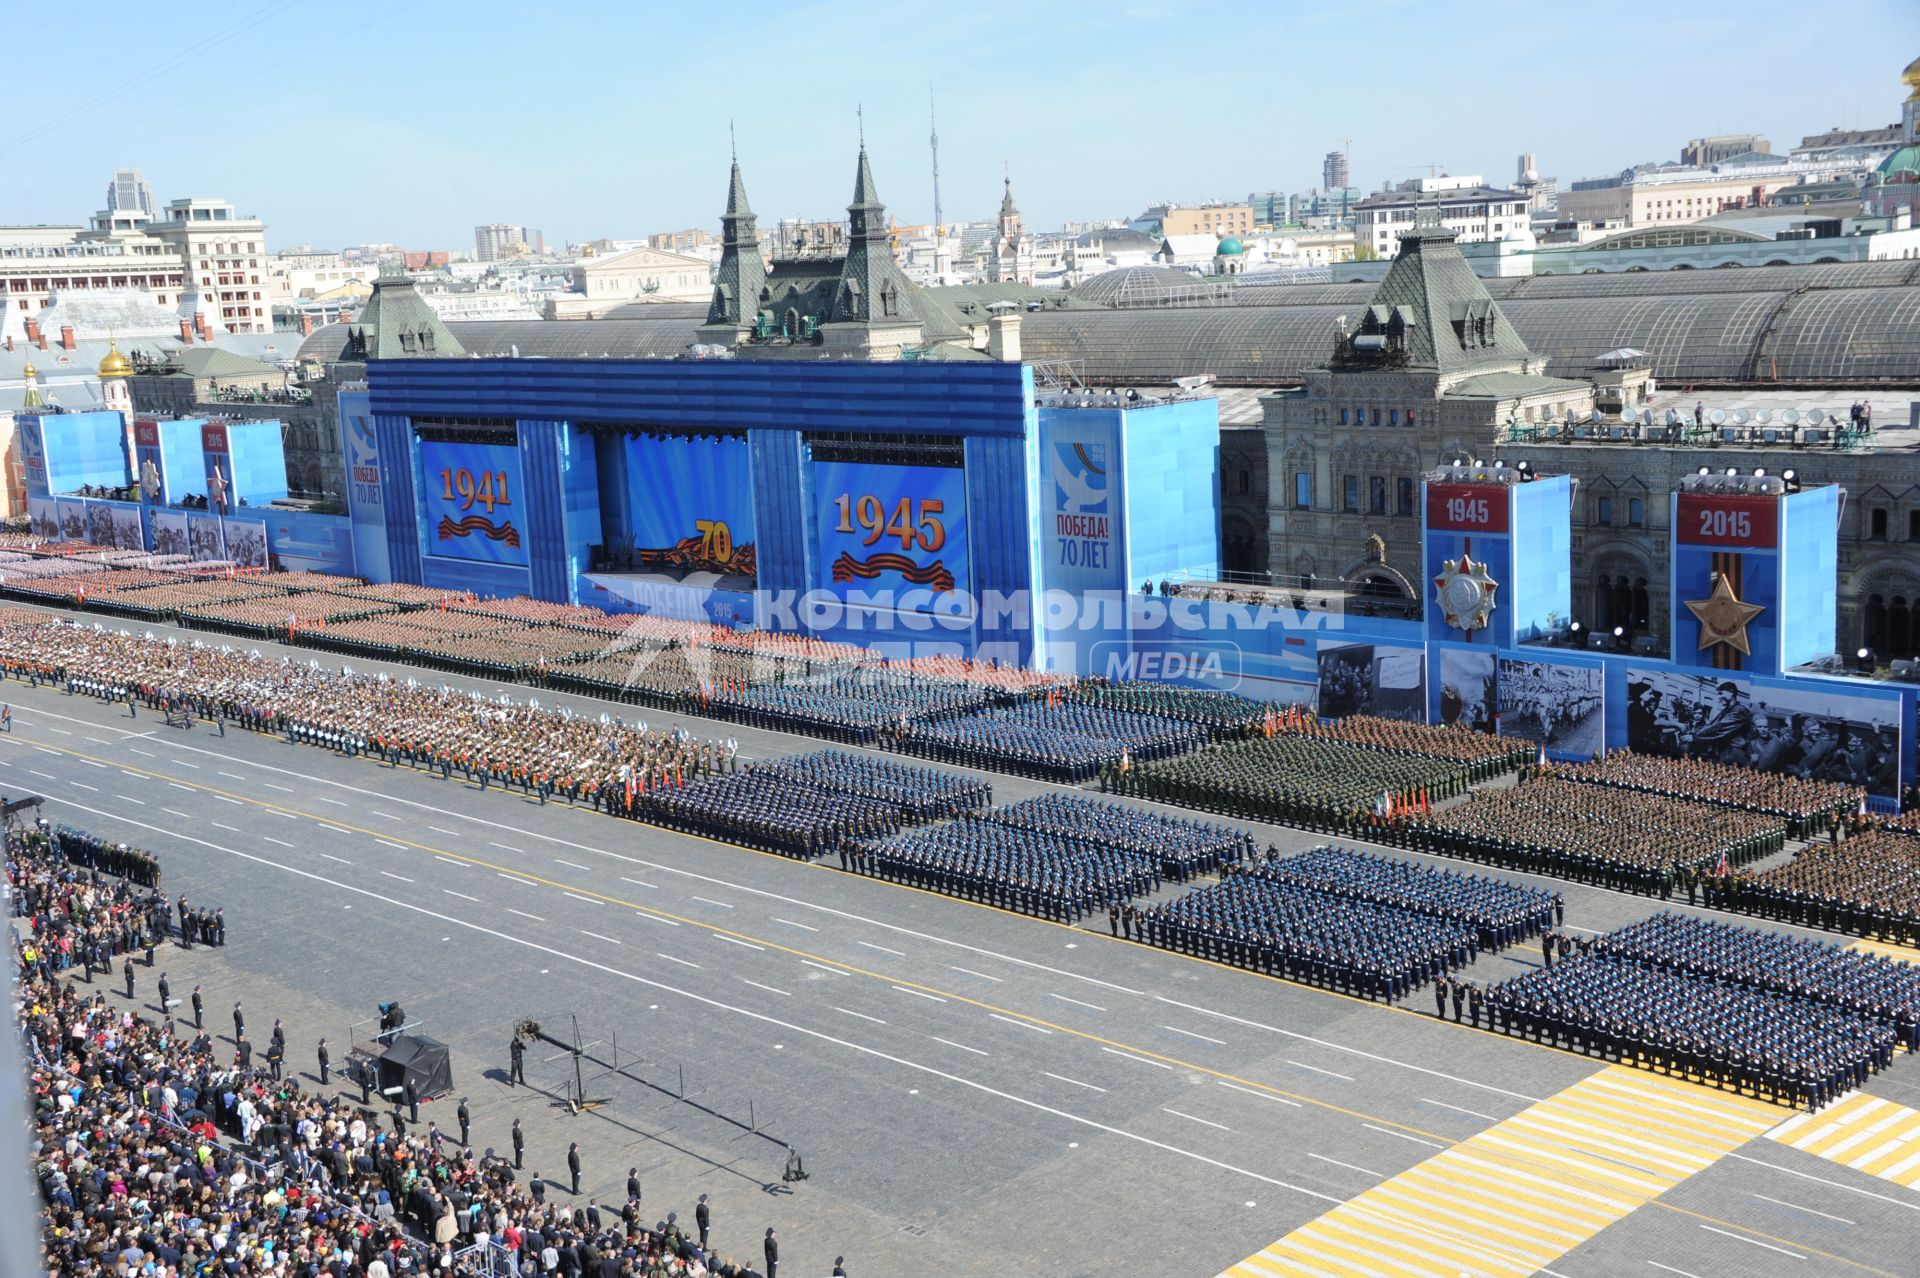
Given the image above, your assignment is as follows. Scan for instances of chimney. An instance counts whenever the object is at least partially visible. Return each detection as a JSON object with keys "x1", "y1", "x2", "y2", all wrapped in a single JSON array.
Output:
[
  {"x1": 986, "y1": 311, "x2": 1023, "y2": 363},
  {"x1": 24, "y1": 317, "x2": 40, "y2": 346},
  {"x1": 59, "y1": 325, "x2": 76, "y2": 351},
  {"x1": 3, "y1": 335, "x2": 10, "y2": 353},
  {"x1": 194, "y1": 313, "x2": 213, "y2": 341},
  {"x1": 179, "y1": 319, "x2": 195, "y2": 345},
  {"x1": 299, "y1": 313, "x2": 315, "y2": 337}
]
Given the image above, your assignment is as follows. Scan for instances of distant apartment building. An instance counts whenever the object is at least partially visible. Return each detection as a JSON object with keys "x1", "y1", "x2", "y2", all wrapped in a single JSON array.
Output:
[
  {"x1": 474, "y1": 223, "x2": 545, "y2": 262},
  {"x1": 1354, "y1": 176, "x2": 1531, "y2": 258},
  {"x1": 1681, "y1": 134, "x2": 1770, "y2": 166}
]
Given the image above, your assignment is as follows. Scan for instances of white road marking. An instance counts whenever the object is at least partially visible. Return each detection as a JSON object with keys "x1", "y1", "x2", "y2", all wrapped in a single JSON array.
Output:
[
  {"x1": 1155, "y1": 995, "x2": 1546, "y2": 1103},
  {"x1": 990, "y1": 1013, "x2": 1051, "y2": 1034},
  {"x1": 31, "y1": 795, "x2": 1392, "y2": 1232},
  {"x1": 1362, "y1": 1123, "x2": 1445, "y2": 1149},
  {"x1": 1421, "y1": 1098, "x2": 1500, "y2": 1122},
  {"x1": 633, "y1": 913, "x2": 679, "y2": 927},
  {"x1": 90, "y1": 738, "x2": 114, "y2": 746},
  {"x1": 72, "y1": 782, "x2": 99, "y2": 792},
  {"x1": 320, "y1": 854, "x2": 352, "y2": 864},
  {"x1": 552, "y1": 855, "x2": 590, "y2": 867},
  {"x1": 743, "y1": 979, "x2": 792, "y2": 997},
  {"x1": 370, "y1": 811, "x2": 400, "y2": 820},
  {"x1": 430, "y1": 827, "x2": 460, "y2": 836},
  {"x1": 211, "y1": 821, "x2": 239, "y2": 831},
  {"x1": 1724, "y1": 1152, "x2": 1920, "y2": 1213},
  {"x1": 268, "y1": 809, "x2": 297, "y2": 820},
  {"x1": 837, "y1": 1007, "x2": 886, "y2": 1025},
  {"x1": 621, "y1": 877, "x2": 657, "y2": 889},
  {"x1": 78, "y1": 758, "x2": 104, "y2": 768},
  {"x1": 563, "y1": 891, "x2": 601, "y2": 905},
  {"x1": 1307, "y1": 1152, "x2": 1383, "y2": 1178},
  {"x1": 375, "y1": 838, "x2": 404, "y2": 849},
  {"x1": 713, "y1": 934, "x2": 764, "y2": 950},
  {"x1": 506, "y1": 910, "x2": 544, "y2": 922},
  {"x1": 1287, "y1": 1060, "x2": 1354, "y2": 1081},
  {"x1": 1162, "y1": 1025, "x2": 1226, "y2": 1046},
  {"x1": 320, "y1": 823, "x2": 352, "y2": 834},
  {"x1": 931, "y1": 1036, "x2": 988, "y2": 1057},
  {"x1": 129, "y1": 748, "x2": 156, "y2": 758},
  {"x1": 218, "y1": 771, "x2": 246, "y2": 780},
  {"x1": 1216, "y1": 1081, "x2": 1302, "y2": 1108},
  {"x1": 120, "y1": 769, "x2": 142, "y2": 778},
  {"x1": 858, "y1": 940, "x2": 905, "y2": 956},
  {"x1": 28, "y1": 770, "x2": 54, "y2": 779},
  {"x1": 317, "y1": 796, "x2": 349, "y2": 807},
  {"x1": 1750, "y1": 1194, "x2": 1854, "y2": 1225},
  {"x1": 655, "y1": 953, "x2": 700, "y2": 969},
  {"x1": 435, "y1": 856, "x2": 464, "y2": 867},
  {"x1": 892, "y1": 986, "x2": 946, "y2": 1003},
  {"x1": 1047, "y1": 993, "x2": 1105, "y2": 1012},
  {"x1": 48, "y1": 727, "x2": 71, "y2": 735},
  {"x1": 444, "y1": 890, "x2": 480, "y2": 903},
  {"x1": 774, "y1": 918, "x2": 818, "y2": 932},
  {"x1": 265, "y1": 837, "x2": 294, "y2": 848},
  {"x1": 1697, "y1": 1225, "x2": 1804, "y2": 1259},
  {"x1": 1045, "y1": 1072, "x2": 1106, "y2": 1092},
  {"x1": 581, "y1": 931, "x2": 621, "y2": 945},
  {"x1": 172, "y1": 760, "x2": 199, "y2": 768},
  {"x1": 1102, "y1": 1047, "x2": 1170, "y2": 1070},
  {"x1": 162, "y1": 808, "x2": 192, "y2": 818},
  {"x1": 800, "y1": 960, "x2": 847, "y2": 975},
  {"x1": 169, "y1": 783, "x2": 195, "y2": 792},
  {"x1": 1646, "y1": 1264, "x2": 1705, "y2": 1278},
  {"x1": 1163, "y1": 1108, "x2": 1230, "y2": 1132},
  {"x1": 948, "y1": 966, "x2": 1001, "y2": 982},
  {"x1": 380, "y1": 871, "x2": 415, "y2": 883},
  {"x1": 692, "y1": 896, "x2": 734, "y2": 909},
  {"x1": 214, "y1": 796, "x2": 241, "y2": 805},
  {"x1": 263, "y1": 783, "x2": 294, "y2": 793}
]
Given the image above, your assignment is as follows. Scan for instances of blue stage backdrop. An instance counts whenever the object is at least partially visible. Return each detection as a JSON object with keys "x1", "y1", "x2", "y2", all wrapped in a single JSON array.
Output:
[
  {"x1": 812, "y1": 460, "x2": 971, "y2": 612},
  {"x1": 337, "y1": 392, "x2": 390, "y2": 582},
  {"x1": 627, "y1": 434, "x2": 757, "y2": 580},
  {"x1": 419, "y1": 440, "x2": 528, "y2": 567}
]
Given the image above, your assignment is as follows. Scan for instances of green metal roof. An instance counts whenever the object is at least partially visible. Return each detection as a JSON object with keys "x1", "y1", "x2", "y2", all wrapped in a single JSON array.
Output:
[{"x1": 1359, "y1": 221, "x2": 1533, "y2": 375}]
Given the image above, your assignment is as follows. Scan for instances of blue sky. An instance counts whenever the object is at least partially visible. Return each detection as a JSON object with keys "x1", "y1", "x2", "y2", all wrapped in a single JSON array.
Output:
[{"x1": 6, "y1": 0, "x2": 1916, "y2": 251}]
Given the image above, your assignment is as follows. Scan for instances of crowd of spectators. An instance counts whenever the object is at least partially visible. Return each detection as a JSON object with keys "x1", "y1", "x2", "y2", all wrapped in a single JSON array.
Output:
[
  {"x1": 1109, "y1": 733, "x2": 1472, "y2": 831},
  {"x1": 1541, "y1": 750, "x2": 1863, "y2": 838},
  {"x1": 1401, "y1": 776, "x2": 1785, "y2": 895}
]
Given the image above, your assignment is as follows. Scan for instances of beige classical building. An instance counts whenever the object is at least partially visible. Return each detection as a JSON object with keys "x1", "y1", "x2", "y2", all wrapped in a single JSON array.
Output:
[{"x1": 560, "y1": 246, "x2": 709, "y2": 315}]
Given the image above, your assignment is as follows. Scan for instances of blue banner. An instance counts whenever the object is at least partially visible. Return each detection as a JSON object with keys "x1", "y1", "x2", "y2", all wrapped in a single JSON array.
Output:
[
  {"x1": 628, "y1": 434, "x2": 756, "y2": 580},
  {"x1": 1042, "y1": 425, "x2": 1125, "y2": 598},
  {"x1": 338, "y1": 394, "x2": 390, "y2": 582},
  {"x1": 813, "y1": 460, "x2": 970, "y2": 610},
  {"x1": 420, "y1": 440, "x2": 528, "y2": 567}
]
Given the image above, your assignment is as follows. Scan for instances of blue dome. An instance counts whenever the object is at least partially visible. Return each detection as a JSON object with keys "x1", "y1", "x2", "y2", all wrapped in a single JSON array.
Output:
[{"x1": 1215, "y1": 236, "x2": 1246, "y2": 255}]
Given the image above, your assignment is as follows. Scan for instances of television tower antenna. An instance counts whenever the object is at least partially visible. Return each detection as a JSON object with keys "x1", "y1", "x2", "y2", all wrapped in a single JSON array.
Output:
[{"x1": 930, "y1": 93, "x2": 944, "y2": 232}]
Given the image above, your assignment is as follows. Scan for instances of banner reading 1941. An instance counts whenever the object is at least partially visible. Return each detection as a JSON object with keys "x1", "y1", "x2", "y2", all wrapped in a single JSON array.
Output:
[{"x1": 420, "y1": 440, "x2": 528, "y2": 567}]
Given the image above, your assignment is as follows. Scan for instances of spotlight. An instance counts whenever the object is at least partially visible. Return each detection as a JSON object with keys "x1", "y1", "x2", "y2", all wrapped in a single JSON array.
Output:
[
  {"x1": 1753, "y1": 468, "x2": 1766, "y2": 477},
  {"x1": 1782, "y1": 469, "x2": 1796, "y2": 482},
  {"x1": 1697, "y1": 466, "x2": 1710, "y2": 475},
  {"x1": 1724, "y1": 467, "x2": 1737, "y2": 477},
  {"x1": 1856, "y1": 647, "x2": 1877, "y2": 674}
]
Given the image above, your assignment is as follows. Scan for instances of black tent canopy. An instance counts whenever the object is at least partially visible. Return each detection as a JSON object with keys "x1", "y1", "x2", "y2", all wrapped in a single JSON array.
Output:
[{"x1": 375, "y1": 1034, "x2": 453, "y2": 1098}]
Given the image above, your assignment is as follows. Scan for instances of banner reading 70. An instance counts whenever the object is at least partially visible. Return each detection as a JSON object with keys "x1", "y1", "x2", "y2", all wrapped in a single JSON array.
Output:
[{"x1": 813, "y1": 459, "x2": 971, "y2": 610}]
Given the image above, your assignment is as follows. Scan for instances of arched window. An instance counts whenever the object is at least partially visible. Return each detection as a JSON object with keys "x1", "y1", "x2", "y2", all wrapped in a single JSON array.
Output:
[
  {"x1": 1891, "y1": 597, "x2": 1914, "y2": 662},
  {"x1": 1612, "y1": 577, "x2": 1632, "y2": 634},
  {"x1": 1632, "y1": 577, "x2": 1651, "y2": 632},
  {"x1": 1865, "y1": 594, "x2": 1888, "y2": 652}
]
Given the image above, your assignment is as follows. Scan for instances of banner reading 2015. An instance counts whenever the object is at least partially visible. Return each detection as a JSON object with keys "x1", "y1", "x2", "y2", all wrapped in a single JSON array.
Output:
[
  {"x1": 420, "y1": 440, "x2": 528, "y2": 566},
  {"x1": 813, "y1": 460, "x2": 970, "y2": 611}
]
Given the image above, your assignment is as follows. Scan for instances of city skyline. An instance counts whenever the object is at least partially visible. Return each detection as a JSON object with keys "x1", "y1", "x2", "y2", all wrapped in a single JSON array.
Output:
[{"x1": 3, "y1": 0, "x2": 1916, "y2": 250}]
